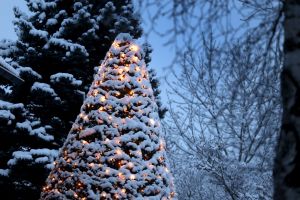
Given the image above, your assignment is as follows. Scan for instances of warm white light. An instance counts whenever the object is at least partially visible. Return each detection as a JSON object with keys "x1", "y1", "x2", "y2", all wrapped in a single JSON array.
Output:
[
  {"x1": 98, "y1": 106, "x2": 104, "y2": 111},
  {"x1": 82, "y1": 140, "x2": 88, "y2": 145},
  {"x1": 100, "y1": 96, "x2": 106, "y2": 102},
  {"x1": 118, "y1": 172, "x2": 125, "y2": 180},
  {"x1": 116, "y1": 149, "x2": 122, "y2": 155},
  {"x1": 92, "y1": 90, "x2": 98, "y2": 96},
  {"x1": 88, "y1": 163, "x2": 95, "y2": 168},
  {"x1": 132, "y1": 56, "x2": 139, "y2": 62},
  {"x1": 130, "y1": 44, "x2": 139, "y2": 52},
  {"x1": 130, "y1": 174, "x2": 136, "y2": 180},
  {"x1": 127, "y1": 162, "x2": 134, "y2": 168},
  {"x1": 101, "y1": 192, "x2": 107, "y2": 197},
  {"x1": 112, "y1": 42, "x2": 119, "y2": 48},
  {"x1": 149, "y1": 118, "x2": 155, "y2": 125},
  {"x1": 120, "y1": 53, "x2": 126, "y2": 58}
]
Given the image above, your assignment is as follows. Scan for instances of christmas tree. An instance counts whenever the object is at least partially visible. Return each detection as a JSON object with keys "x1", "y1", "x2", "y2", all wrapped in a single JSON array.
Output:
[{"x1": 40, "y1": 33, "x2": 175, "y2": 199}]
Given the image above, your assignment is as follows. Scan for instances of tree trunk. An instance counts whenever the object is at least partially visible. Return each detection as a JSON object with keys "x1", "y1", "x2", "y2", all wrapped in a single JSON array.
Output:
[{"x1": 274, "y1": 0, "x2": 300, "y2": 199}]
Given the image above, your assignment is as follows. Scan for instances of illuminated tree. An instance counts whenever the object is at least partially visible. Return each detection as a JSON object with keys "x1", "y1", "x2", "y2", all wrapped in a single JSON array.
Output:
[{"x1": 40, "y1": 33, "x2": 175, "y2": 200}]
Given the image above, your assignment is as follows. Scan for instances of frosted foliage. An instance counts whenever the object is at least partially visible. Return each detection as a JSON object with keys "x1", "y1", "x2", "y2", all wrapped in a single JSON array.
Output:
[
  {"x1": 41, "y1": 34, "x2": 176, "y2": 200},
  {"x1": 45, "y1": 38, "x2": 89, "y2": 57},
  {"x1": 0, "y1": 56, "x2": 19, "y2": 76},
  {"x1": 50, "y1": 73, "x2": 82, "y2": 86},
  {"x1": 7, "y1": 149, "x2": 58, "y2": 169},
  {"x1": 17, "y1": 120, "x2": 54, "y2": 141},
  {"x1": 0, "y1": 85, "x2": 12, "y2": 95},
  {"x1": 31, "y1": 82, "x2": 58, "y2": 97}
]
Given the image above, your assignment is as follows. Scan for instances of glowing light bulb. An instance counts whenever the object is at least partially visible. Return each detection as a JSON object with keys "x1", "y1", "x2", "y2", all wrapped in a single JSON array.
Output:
[
  {"x1": 129, "y1": 90, "x2": 134, "y2": 96},
  {"x1": 128, "y1": 162, "x2": 134, "y2": 168},
  {"x1": 118, "y1": 172, "x2": 125, "y2": 180},
  {"x1": 135, "y1": 66, "x2": 140, "y2": 71},
  {"x1": 101, "y1": 192, "x2": 107, "y2": 197},
  {"x1": 105, "y1": 168, "x2": 110, "y2": 175},
  {"x1": 120, "y1": 52, "x2": 126, "y2": 58},
  {"x1": 88, "y1": 163, "x2": 95, "y2": 168},
  {"x1": 100, "y1": 96, "x2": 106, "y2": 102},
  {"x1": 112, "y1": 42, "x2": 119, "y2": 48},
  {"x1": 121, "y1": 188, "x2": 126, "y2": 194},
  {"x1": 130, "y1": 44, "x2": 139, "y2": 52},
  {"x1": 124, "y1": 65, "x2": 130, "y2": 71},
  {"x1": 132, "y1": 56, "x2": 139, "y2": 62},
  {"x1": 92, "y1": 90, "x2": 98, "y2": 96},
  {"x1": 120, "y1": 74, "x2": 125, "y2": 81},
  {"x1": 82, "y1": 140, "x2": 88, "y2": 145},
  {"x1": 149, "y1": 118, "x2": 155, "y2": 126},
  {"x1": 83, "y1": 115, "x2": 89, "y2": 121},
  {"x1": 118, "y1": 68, "x2": 123, "y2": 75},
  {"x1": 98, "y1": 106, "x2": 104, "y2": 111},
  {"x1": 130, "y1": 174, "x2": 136, "y2": 180},
  {"x1": 74, "y1": 193, "x2": 78, "y2": 198},
  {"x1": 116, "y1": 149, "x2": 122, "y2": 155}
]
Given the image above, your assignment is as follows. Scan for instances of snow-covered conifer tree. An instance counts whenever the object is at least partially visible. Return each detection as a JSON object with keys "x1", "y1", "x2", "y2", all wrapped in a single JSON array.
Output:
[{"x1": 40, "y1": 33, "x2": 175, "y2": 200}]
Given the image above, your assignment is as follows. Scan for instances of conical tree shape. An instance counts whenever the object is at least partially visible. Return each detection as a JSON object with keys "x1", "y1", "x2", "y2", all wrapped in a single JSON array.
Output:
[{"x1": 40, "y1": 33, "x2": 175, "y2": 200}]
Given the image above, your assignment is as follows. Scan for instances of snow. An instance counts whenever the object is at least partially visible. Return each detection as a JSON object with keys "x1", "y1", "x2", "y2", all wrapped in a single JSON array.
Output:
[
  {"x1": 0, "y1": 39, "x2": 18, "y2": 57},
  {"x1": 8, "y1": 149, "x2": 58, "y2": 167},
  {"x1": 0, "y1": 100, "x2": 24, "y2": 110},
  {"x1": 16, "y1": 120, "x2": 54, "y2": 141},
  {"x1": 17, "y1": 67, "x2": 42, "y2": 80},
  {"x1": 45, "y1": 38, "x2": 89, "y2": 57},
  {"x1": 0, "y1": 169, "x2": 9, "y2": 177},
  {"x1": 0, "y1": 56, "x2": 19, "y2": 76},
  {"x1": 50, "y1": 73, "x2": 82, "y2": 86},
  {"x1": 0, "y1": 110, "x2": 15, "y2": 120},
  {"x1": 0, "y1": 85, "x2": 12, "y2": 95},
  {"x1": 31, "y1": 82, "x2": 57, "y2": 96},
  {"x1": 46, "y1": 18, "x2": 57, "y2": 26},
  {"x1": 29, "y1": 29, "x2": 48, "y2": 39}
]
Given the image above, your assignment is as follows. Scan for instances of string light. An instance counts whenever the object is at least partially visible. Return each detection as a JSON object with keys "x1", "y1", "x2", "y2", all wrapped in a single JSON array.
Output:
[
  {"x1": 124, "y1": 65, "x2": 130, "y2": 71},
  {"x1": 129, "y1": 90, "x2": 134, "y2": 96},
  {"x1": 127, "y1": 162, "x2": 134, "y2": 168},
  {"x1": 100, "y1": 96, "x2": 106, "y2": 102},
  {"x1": 88, "y1": 163, "x2": 95, "y2": 168},
  {"x1": 98, "y1": 106, "x2": 104, "y2": 111},
  {"x1": 129, "y1": 174, "x2": 135, "y2": 180},
  {"x1": 120, "y1": 74, "x2": 126, "y2": 81},
  {"x1": 82, "y1": 140, "x2": 88, "y2": 145},
  {"x1": 101, "y1": 192, "x2": 107, "y2": 197},
  {"x1": 135, "y1": 66, "x2": 140, "y2": 71},
  {"x1": 132, "y1": 56, "x2": 138, "y2": 63},
  {"x1": 130, "y1": 44, "x2": 139, "y2": 52},
  {"x1": 112, "y1": 42, "x2": 119, "y2": 48},
  {"x1": 120, "y1": 52, "x2": 126, "y2": 58},
  {"x1": 118, "y1": 172, "x2": 125, "y2": 180},
  {"x1": 149, "y1": 118, "x2": 155, "y2": 126},
  {"x1": 116, "y1": 149, "x2": 122, "y2": 155}
]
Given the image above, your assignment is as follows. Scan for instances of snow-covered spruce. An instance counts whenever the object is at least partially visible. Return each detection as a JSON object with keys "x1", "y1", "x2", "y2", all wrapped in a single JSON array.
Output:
[{"x1": 40, "y1": 34, "x2": 175, "y2": 200}]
